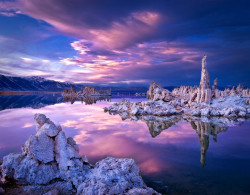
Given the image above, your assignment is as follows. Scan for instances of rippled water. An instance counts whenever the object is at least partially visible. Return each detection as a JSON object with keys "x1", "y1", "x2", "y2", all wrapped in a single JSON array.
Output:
[{"x1": 0, "y1": 94, "x2": 250, "y2": 195}]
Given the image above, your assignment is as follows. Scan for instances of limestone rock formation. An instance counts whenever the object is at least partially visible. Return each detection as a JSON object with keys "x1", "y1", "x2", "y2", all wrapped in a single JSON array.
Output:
[
  {"x1": 147, "y1": 81, "x2": 173, "y2": 102},
  {"x1": 0, "y1": 114, "x2": 160, "y2": 195},
  {"x1": 104, "y1": 99, "x2": 183, "y2": 117},
  {"x1": 77, "y1": 157, "x2": 159, "y2": 195},
  {"x1": 105, "y1": 54, "x2": 250, "y2": 118},
  {"x1": 105, "y1": 95, "x2": 250, "y2": 118},
  {"x1": 199, "y1": 54, "x2": 210, "y2": 89}
]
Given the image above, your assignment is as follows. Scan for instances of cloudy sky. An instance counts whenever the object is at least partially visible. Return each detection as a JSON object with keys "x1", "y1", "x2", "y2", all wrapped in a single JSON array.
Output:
[{"x1": 0, "y1": 0, "x2": 249, "y2": 87}]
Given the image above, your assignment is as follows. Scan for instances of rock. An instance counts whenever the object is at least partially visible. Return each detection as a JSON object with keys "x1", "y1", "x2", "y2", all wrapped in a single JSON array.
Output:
[
  {"x1": 147, "y1": 81, "x2": 173, "y2": 102},
  {"x1": 1, "y1": 153, "x2": 25, "y2": 182},
  {"x1": 81, "y1": 155, "x2": 89, "y2": 164},
  {"x1": 126, "y1": 187, "x2": 160, "y2": 195},
  {"x1": 191, "y1": 109, "x2": 201, "y2": 116},
  {"x1": 1, "y1": 114, "x2": 159, "y2": 194},
  {"x1": 34, "y1": 113, "x2": 48, "y2": 128},
  {"x1": 43, "y1": 189, "x2": 59, "y2": 195},
  {"x1": 199, "y1": 54, "x2": 210, "y2": 89},
  {"x1": 238, "y1": 111, "x2": 246, "y2": 117},
  {"x1": 55, "y1": 131, "x2": 80, "y2": 173},
  {"x1": 18, "y1": 181, "x2": 74, "y2": 195},
  {"x1": 15, "y1": 156, "x2": 59, "y2": 185},
  {"x1": 67, "y1": 137, "x2": 80, "y2": 153},
  {"x1": 201, "y1": 108, "x2": 210, "y2": 116},
  {"x1": 39, "y1": 121, "x2": 61, "y2": 137},
  {"x1": 23, "y1": 132, "x2": 54, "y2": 164},
  {"x1": 210, "y1": 109, "x2": 220, "y2": 116},
  {"x1": 131, "y1": 107, "x2": 138, "y2": 115},
  {"x1": 77, "y1": 157, "x2": 159, "y2": 195}
]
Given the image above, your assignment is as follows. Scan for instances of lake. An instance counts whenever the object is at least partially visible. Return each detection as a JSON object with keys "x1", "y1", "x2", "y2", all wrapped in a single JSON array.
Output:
[{"x1": 0, "y1": 94, "x2": 250, "y2": 195}]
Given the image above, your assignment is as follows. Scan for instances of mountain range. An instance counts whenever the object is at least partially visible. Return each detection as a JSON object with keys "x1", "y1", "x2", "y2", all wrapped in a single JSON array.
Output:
[{"x1": 0, "y1": 74, "x2": 151, "y2": 93}]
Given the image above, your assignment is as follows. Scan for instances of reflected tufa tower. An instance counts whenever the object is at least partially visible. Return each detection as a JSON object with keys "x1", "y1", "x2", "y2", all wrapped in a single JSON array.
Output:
[{"x1": 190, "y1": 120, "x2": 227, "y2": 167}]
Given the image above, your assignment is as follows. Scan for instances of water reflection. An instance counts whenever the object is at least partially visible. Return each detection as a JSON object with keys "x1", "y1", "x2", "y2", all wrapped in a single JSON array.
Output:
[
  {"x1": 0, "y1": 94, "x2": 111, "y2": 110},
  {"x1": 0, "y1": 94, "x2": 64, "y2": 110},
  {"x1": 0, "y1": 95, "x2": 250, "y2": 194},
  {"x1": 107, "y1": 110, "x2": 248, "y2": 167},
  {"x1": 64, "y1": 95, "x2": 111, "y2": 105}
]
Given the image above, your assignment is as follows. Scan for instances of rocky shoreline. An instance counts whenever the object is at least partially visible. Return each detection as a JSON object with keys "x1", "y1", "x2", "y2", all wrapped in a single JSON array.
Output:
[
  {"x1": 104, "y1": 55, "x2": 250, "y2": 119},
  {"x1": 104, "y1": 95, "x2": 250, "y2": 118},
  {"x1": 0, "y1": 114, "x2": 160, "y2": 195}
]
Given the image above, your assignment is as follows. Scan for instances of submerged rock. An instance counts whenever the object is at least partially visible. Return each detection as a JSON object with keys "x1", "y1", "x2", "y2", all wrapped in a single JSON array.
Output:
[{"x1": 0, "y1": 114, "x2": 160, "y2": 195}]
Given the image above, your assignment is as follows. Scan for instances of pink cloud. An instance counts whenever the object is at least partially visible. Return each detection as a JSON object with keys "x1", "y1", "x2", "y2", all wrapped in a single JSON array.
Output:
[
  {"x1": 59, "y1": 40, "x2": 201, "y2": 83},
  {"x1": 1, "y1": 0, "x2": 162, "y2": 50}
]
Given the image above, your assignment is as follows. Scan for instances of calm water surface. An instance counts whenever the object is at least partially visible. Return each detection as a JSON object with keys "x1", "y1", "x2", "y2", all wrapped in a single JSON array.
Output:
[{"x1": 0, "y1": 94, "x2": 250, "y2": 195}]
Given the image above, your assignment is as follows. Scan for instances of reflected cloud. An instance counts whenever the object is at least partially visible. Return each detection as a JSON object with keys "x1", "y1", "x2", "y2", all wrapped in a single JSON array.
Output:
[
  {"x1": 0, "y1": 95, "x2": 249, "y2": 176},
  {"x1": 107, "y1": 110, "x2": 249, "y2": 167}
]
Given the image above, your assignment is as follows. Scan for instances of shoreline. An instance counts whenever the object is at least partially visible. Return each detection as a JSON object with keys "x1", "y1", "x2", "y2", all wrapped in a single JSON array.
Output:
[{"x1": 0, "y1": 91, "x2": 62, "y2": 95}]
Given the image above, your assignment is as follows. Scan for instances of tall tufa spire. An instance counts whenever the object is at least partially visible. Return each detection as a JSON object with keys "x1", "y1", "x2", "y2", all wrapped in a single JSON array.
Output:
[{"x1": 199, "y1": 54, "x2": 210, "y2": 89}]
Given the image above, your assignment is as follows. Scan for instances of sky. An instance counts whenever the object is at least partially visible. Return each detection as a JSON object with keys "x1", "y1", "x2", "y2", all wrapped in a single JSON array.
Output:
[{"x1": 0, "y1": 0, "x2": 249, "y2": 87}]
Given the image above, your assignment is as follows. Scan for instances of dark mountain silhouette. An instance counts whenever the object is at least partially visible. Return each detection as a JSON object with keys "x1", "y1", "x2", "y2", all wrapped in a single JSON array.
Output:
[
  {"x1": 0, "y1": 74, "x2": 85, "y2": 92},
  {"x1": 0, "y1": 74, "x2": 179, "y2": 93}
]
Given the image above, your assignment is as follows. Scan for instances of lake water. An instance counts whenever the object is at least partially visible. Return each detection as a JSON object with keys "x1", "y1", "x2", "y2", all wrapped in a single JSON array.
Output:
[{"x1": 0, "y1": 94, "x2": 250, "y2": 195}]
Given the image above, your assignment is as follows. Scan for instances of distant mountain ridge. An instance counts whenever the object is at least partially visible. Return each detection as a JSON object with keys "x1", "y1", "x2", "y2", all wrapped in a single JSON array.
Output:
[
  {"x1": 0, "y1": 74, "x2": 151, "y2": 93},
  {"x1": 0, "y1": 74, "x2": 86, "y2": 92}
]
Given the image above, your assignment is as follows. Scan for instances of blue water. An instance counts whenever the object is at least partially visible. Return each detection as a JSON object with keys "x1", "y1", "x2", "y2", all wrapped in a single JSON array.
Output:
[{"x1": 0, "y1": 94, "x2": 249, "y2": 195}]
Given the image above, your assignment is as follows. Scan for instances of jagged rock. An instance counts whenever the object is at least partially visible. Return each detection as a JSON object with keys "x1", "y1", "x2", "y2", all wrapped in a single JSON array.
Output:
[
  {"x1": 43, "y1": 189, "x2": 59, "y2": 195},
  {"x1": 34, "y1": 113, "x2": 61, "y2": 137},
  {"x1": 191, "y1": 109, "x2": 201, "y2": 116},
  {"x1": 200, "y1": 54, "x2": 210, "y2": 89},
  {"x1": 213, "y1": 78, "x2": 218, "y2": 89},
  {"x1": 147, "y1": 81, "x2": 173, "y2": 102},
  {"x1": 126, "y1": 187, "x2": 160, "y2": 195},
  {"x1": 55, "y1": 131, "x2": 80, "y2": 172},
  {"x1": 23, "y1": 181, "x2": 74, "y2": 195},
  {"x1": 1, "y1": 152, "x2": 59, "y2": 185},
  {"x1": 201, "y1": 108, "x2": 210, "y2": 116},
  {"x1": 77, "y1": 157, "x2": 159, "y2": 195},
  {"x1": 23, "y1": 133, "x2": 54, "y2": 164},
  {"x1": 34, "y1": 113, "x2": 48, "y2": 127},
  {"x1": 1, "y1": 114, "x2": 159, "y2": 195}
]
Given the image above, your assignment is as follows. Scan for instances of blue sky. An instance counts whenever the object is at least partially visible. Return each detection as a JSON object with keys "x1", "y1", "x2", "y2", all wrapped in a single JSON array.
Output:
[{"x1": 0, "y1": 0, "x2": 249, "y2": 87}]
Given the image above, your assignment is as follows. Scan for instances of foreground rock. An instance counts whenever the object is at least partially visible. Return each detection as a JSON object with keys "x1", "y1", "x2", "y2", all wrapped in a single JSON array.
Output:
[
  {"x1": 104, "y1": 55, "x2": 250, "y2": 119},
  {"x1": 0, "y1": 114, "x2": 159, "y2": 195}
]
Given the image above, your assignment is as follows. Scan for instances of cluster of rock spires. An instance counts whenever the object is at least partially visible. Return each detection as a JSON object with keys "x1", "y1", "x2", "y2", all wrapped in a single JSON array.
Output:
[
  {"x1": 104, "y1": 55, "x2": 250, "y2": 118},
  {"x1": 0, "y1": 114, "x2": 159, "y2": 195},
  {"x1": 63, "y1": 86, "x2": 111, "y2": 99}
]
